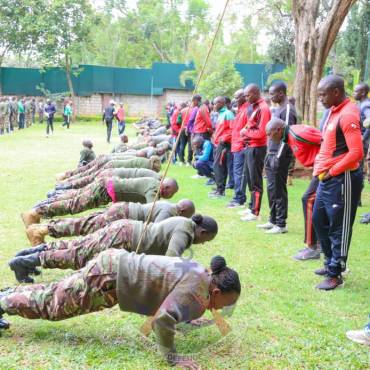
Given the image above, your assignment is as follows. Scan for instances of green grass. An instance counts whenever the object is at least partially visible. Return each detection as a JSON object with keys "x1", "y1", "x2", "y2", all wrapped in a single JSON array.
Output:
[{"x1": 0, "y1": 122, "x2": 369, "y2": 369}]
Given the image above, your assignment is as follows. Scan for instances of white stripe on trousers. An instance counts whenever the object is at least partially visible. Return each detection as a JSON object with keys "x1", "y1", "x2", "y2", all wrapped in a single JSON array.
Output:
[{"x1": 341, "y1": 170, "x2": 351, "y2": 257}]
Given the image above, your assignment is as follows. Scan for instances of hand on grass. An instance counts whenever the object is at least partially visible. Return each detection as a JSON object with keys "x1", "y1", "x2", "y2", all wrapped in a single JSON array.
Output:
[{"x1": 175, "y1": 358, "x2": 201, "y2": 370}]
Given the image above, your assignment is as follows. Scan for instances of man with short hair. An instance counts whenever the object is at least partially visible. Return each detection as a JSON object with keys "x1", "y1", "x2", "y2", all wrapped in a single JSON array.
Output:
[
  {"x1": 9, "y1": 97, "x2": 18, "y2": 131},
  {"x1": 209, "y1": 96, "x2": 234, "y2": 198},
  {"x1": 21, "y1": 177, "x2": 179, "y2": 227},
  {"x1": 103, "y1": 100, "x2": 115, "y2": 143},
  {"x1": 193, "y1": 99, "x2": 213, "y2": 140},
  {"x1": 238, "y1": 84, "x2": 271, "y2": 218},
  {"x1": 44, "y1": 99, "x2": 56, "y2": 137},
  {"x1": 192, "y1": 135, "x2": 214, "y2": 184},
  {"x1": 18, "y1": 98, "x2": 25, "y2": 129},
  {"x1": 313, "y1": 75, "x2": 363, "y2": 290},
  {"x1": 26, "y1": 199, "x2": 195, "y2": 245},
  {"x1": 185, "y1": 95, "x2": 202, "y2": 165},
  {"x1": 79, "y1": 140, "x2": 96, "y2": 167},
  {"x1": 228, "y1": 89, "x2": 248, "y2": 207}
]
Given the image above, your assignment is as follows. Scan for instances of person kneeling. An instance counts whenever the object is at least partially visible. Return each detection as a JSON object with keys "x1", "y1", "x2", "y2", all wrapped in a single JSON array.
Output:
[{"x1": 192, "y1": 135, "x2": 215, "y2": 185}]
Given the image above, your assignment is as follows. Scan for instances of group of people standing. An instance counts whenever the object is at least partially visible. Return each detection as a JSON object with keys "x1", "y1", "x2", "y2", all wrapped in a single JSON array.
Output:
[
  {"x1": 102, "y1": 100, "x2": 126, "y2": 143},
  {"x1": 168, "y1": 76, "x2": 369, "y2": 293},
  {"x1": 0, "y1": 96, "x2": 73, "y2": 138}
]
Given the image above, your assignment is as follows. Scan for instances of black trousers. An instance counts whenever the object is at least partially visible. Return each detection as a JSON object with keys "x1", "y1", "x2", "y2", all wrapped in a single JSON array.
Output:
[
  {"x1": 46, "y1": 116, "x2": 54, "y2": 134},
  {"x1": 214, "y1": 142, "x2": 230, "y2": 193},
  {"x1": 242, "y1": 146, "x2": 266, "y2": 216},
  {"x1": 265, "y1": 151, "x2": 290, "y2": 227},
  {"x1": 302, "y1": 176, "x2": 319, "y2": 247},
  {"x1": 179, "y1": 131, "x2": 193, "y2": 164},
  {"x1": 313, "y1": 169, "x2": 363, "y2": 277},
  {"x1": 106, "y1": 120, "x2": 113, "y2": 143}
]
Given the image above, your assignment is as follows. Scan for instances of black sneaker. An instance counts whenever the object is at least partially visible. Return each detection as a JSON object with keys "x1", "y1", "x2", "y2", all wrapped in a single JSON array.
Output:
[
  {"x1": 316, "y1": 276, "x2": 344, "y2": 290},
  {"x1": 208, "y1": 191, "x2": 225, "y2": 199},
  {"x1": 314, "y1": 267, "x2": 329, "y2": 276}
]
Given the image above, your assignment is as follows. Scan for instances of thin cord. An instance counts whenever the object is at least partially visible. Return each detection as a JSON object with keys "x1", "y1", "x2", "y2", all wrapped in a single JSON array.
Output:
[{"x1": 135, "y1": 0, "x2": 231, "y2": 253}]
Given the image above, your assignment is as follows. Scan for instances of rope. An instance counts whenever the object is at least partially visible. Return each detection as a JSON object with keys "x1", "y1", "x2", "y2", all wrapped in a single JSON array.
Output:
[{"x1": 135, "y1": 0, "x2": 231, "y2": 253}]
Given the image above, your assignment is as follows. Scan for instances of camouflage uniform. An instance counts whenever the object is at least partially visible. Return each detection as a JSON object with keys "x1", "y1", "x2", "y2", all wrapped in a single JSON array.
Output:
[
  {"x1": 36, "y1": 178, "x2": 112, "y2": 218},
  {"x1": 111, "y1": 143, "x2": 129, "y2": 153},
  {"x1": 63, "y1": 156, "x2": 149, "y2": 182},
  {"x1": 0, "y1": 100, "x2": 8, "y2": 135},
  {"x1": 0, "y1": 249, "x2": 120, "y2": 320},
  {"x1": 25, "y1": 100, "x2": 32, "y2": 127},
  {"x1": 40, "y1": 220, "x2": 134, "y2": 270},
  {"x1": 66, "y1": 167, "x2": 160, "y2": 190},
  {"x1": 47, "y1": 201, "x2": 177, "y2": 238},
  {"x1": 79, "y1": 148, "x2": 96, "y2": 167},
  {"x1": 9, "y1": 99, "x2": 18, "y2": 130}
]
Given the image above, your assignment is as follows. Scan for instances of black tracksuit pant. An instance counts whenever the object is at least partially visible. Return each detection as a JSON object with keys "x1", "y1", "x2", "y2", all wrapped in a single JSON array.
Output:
[
  {"x1": 242, "y1": 146, "x2": 266, "y2": 216},
  {"x1": 312, "y1": 169, "x2": 363, "y2": 277},
  {"x1": 265, "y1": 141, "x2": 292, "y2": 227},
  {"x1": 214, "y1": 142, "x2": 230, "y2": 194}
]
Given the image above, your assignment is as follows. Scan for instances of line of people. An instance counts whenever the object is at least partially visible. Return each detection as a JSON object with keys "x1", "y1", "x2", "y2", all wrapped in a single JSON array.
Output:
[
  {"x1": 0, "y1": 125, "x2": 241, "y2": 369},
  {"x1": 168, "y1": 76, "x2": 368, "y2": 292}
]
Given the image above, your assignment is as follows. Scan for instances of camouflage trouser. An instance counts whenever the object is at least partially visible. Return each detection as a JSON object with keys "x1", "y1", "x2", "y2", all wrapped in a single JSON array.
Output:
[
  {"x1": 26, "y1": 112, "x2": 32, "y2": 127},
  {"x1": 36, "y1": 178, "x2": 111, "y2": 218},
  {"x1": 64, "y1": 155, "x2": 108, "y2": 179},
  {"x1": 0, "y1": 115, "x2": 5, "y2": 133},
  {"x1": 69, "y1": 169, "x2": 114, "y2": 189},
  {"x1": 288, "y1": 157, "x2": 296, "y2": 177},
  {"x1": 0, "y1": 249, "x2": 120, "y2": 320},
  {"x1": 48, "y1": 202, "x2": 130, "y2": 238},
  {"x1": 40, "y1": 219, "x2": 133, "y2": 270}
]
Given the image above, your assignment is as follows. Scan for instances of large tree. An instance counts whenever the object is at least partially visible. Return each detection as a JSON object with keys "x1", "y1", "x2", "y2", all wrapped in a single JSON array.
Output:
[{"x1": 292, "y1": 0, "x2": 356, "y2": 125}]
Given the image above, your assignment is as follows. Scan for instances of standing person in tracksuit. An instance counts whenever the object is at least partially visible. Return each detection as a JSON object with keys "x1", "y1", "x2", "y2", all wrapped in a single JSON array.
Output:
[
  {"x1": 44, "y1": 99, "x2": 56, "y2": 137},
  {"x1": 185, "y1": 95, "x2": 202, "y2": 166},
  {"x1": 103, "y1": 100, "x2": 115, "y2": 143},
  {"x1": 238, "y1": 84, "x2": 271, "y2": 221},
  {"x1": 178, "y1": 103, "x2": 191, "y2": 166},
  {"x1": 227, "y1": 89, "x2": 248, "y2": 208},
  {"x1": 193, "y1": 99, "x2": 213, "y2": 140},
  {"x1": 209, "y1": 96, "x2": 234, "y2": 199},
  {"x1": 312, "y1": 75, "x2": 363, "y2": 291},
  {"x1": 257, "y1": 82, "x2": 297, "y2": 234}
]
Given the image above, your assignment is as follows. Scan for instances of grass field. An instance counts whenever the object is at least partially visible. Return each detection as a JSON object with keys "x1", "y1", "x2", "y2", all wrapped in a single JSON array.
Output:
[{"x1": 0, "y1": 122, "x2": 369, "y2": 369}]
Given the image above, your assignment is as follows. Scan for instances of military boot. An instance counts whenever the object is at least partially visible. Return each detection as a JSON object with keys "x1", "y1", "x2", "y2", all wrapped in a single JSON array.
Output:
[
  {"x1": 26, "y1": 225, "x2": 48, "y2": 246},
  {"x1": 9, "y1": 253, "x2": 41, "y2": 284},
  {"x1": 15, "y1": 243, "x2": 47, "y2": 257},
  {"x1": 0, "y1": 288, "x2": 13, "y2": 331},
  {"x1": 21, "y1": 210, "x2": 41, "y2": 227}
]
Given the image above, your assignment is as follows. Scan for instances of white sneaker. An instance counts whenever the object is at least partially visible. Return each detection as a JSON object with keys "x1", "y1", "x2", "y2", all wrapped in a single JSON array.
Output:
[
  {"x1": 346, "y1": 329, "x2": 370, "y2": 346},
  {"x1": 240, "y1": 213, "x2": 257, "y2": 222},
  {"x1": 186, "y1": 163, "x2": 191, "y2": 167},
  {"x1": 265, "y1": 225, "x2": 288, "y2": 234},
  {"x1": 257, "y1": 222, "x2": 275, "y2": 230},
  {"x1": 191, "y1": 174, "x2": 206, "y2": 179},
  {"x1": 238, "y1": 208, "x2": 251, "y2": 216}
]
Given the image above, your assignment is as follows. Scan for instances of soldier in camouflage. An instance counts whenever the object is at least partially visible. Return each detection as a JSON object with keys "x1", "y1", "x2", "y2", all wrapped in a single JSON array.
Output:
[
  {"x1": 10, "y1": 214, "x2": 218, "y2": 282},
  {"x1": 0, "y1": 97, "x2": 8, "y2": 135},
  {"x1": 111, "y1": 134, "x2": 129, "y2": 153},
  {"x1": 78, "y1": 139, "x2": 96, "y2": 167},
  {"x1": 21, "y1": 177, "x2": 178, "y2": 227},
  {"x1": 0, "y1": 250, "x2": 241, "y2": 369},
  {"x1": 26, "y1": 199, "x2": 195, "y2": 245}
]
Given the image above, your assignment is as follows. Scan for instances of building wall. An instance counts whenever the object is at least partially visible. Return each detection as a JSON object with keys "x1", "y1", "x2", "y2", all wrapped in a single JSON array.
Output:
[{"x1": 74, "y1": 89, "x2": 193, "y2": 116}]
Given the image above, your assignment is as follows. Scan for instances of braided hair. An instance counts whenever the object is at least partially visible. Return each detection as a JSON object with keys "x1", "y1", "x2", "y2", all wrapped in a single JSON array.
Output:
[{"x1": 210, "y1": 256, "x2": 241, "y2": 294}]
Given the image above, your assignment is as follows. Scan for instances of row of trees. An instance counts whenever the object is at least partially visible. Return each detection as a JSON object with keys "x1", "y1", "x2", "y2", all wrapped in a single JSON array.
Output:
[{"x1": 0, "y1": 0, "x2": 369, "y2": 123}]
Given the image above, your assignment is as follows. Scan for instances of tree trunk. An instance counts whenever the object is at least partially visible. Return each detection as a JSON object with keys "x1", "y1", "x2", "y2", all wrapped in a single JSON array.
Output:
[
  {"x1": 65, "y1": 53, "x2": 77, "y2": 120},
  {"x1": 292, "y1": 0, "x2": 357, "y2": 126}
]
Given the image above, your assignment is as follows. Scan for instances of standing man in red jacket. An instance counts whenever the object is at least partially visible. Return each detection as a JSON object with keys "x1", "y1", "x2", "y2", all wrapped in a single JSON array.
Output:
[
  {"x1": 209, "y1": 96, "x2": 234, "y2": 198},
  {"x1": 228, "y1": 89, "x2": 249, "y2": 207},
  {"x1": 239, "y1": 84, "x2": 271, "y2": 221},
  {"x1": 193, "y1": 99, "x2": 213, "y2": 140},
  {"x1": 313, "y1": 75, "x2": 363, "y2": 291}
]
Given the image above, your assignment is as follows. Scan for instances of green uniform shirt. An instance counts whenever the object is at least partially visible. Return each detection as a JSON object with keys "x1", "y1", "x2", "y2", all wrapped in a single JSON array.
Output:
[
  {"x1": 79, "y1": 148, "x2": 96, "y2": 165},
  {"x1": 111, "y1": 143, "x2": 129, "y2": 153},
  {"x1": 131, "y1": 216, "x2": 195, "y2": 256},
  {"x1": 128, "y1": 201, "x2": 178, "y2": 223},
  {"x1": 116, "y1": 250, "x2": 210, "y2": 358},
  {"x1": 111, "y1": 157, "x2": 152, "y2": 170},
  {"x1": 112, "y1": 177, "x2": 159, "y2": 203},
  {"x1": 112, "y1": 168, "x2": 160, "y2": 180}
]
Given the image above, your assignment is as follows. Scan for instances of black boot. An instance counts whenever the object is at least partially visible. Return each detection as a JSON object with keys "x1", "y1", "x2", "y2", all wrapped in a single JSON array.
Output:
[
  {"x1": 9, "y1": 253, "x2": 41, "y2": 284},
  {"x1": 15, "y1": 243, "x2": 47, "y2": 257}
]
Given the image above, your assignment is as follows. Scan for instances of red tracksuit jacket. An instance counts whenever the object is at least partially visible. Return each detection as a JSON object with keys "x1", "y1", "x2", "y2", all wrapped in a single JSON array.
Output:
[
  {"x1": 193, "y1": 104, "x2": 212, "y2": 134},
  {"x1": 313, "y1": 98, "x2": 363, "y2": 177},
  {"x1": 231, "y1": 102, "x2": 249, "y2": 153}
]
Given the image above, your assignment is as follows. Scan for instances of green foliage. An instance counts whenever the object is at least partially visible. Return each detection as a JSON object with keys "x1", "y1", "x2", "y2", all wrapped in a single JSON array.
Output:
[{"x1": 0, "y1": 123, "x2": 369, "y2": 369}]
